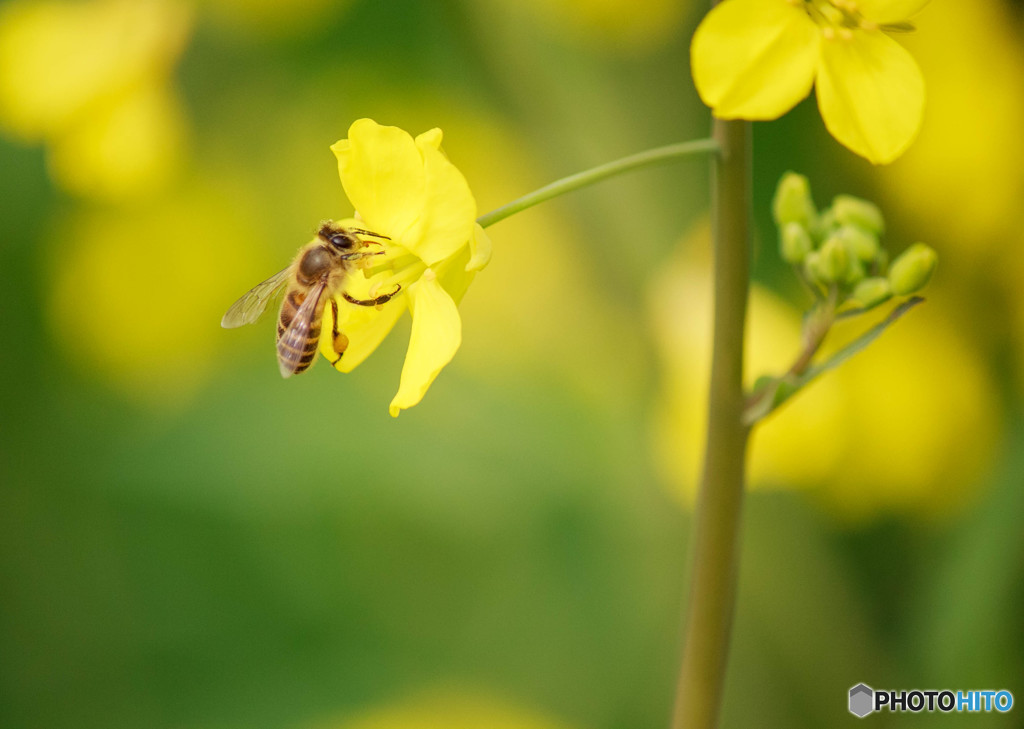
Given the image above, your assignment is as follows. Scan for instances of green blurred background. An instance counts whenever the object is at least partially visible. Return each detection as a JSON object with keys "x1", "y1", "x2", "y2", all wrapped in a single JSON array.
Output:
[{"x1": 2, "y1": 0, "x2": 1023, "y2": 727}]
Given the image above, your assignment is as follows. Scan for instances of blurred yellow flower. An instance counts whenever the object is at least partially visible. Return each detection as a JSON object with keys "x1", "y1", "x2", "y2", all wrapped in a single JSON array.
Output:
[
  {"x1": 48, "y1": 181, "x2": 269, "y2": 405},
  {"x1": 873, "y1": 0, "x2": 1024, "y2": 257},
  {"x1": 0, "y1": 0, "x2": 191, "y2": 198},
  {"x1": 691, "y1": 0, "x2": 927, "y2": 164},
  {"x1": 862, "y1": 1, "x2": 1024, "y2": 391},
  {"x1": 650, "y1": 233, "x2": 998, "y2": 522},
  {"x1": 311, "y1": 686, "x2": 575, "y2": 729},
  {"x1": 323, "y1": 119, "x2": 491, "y2": 417}
]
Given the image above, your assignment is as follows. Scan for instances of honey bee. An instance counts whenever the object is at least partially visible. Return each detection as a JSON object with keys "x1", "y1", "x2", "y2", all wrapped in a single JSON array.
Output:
[{"x1": 222, "y1": 221, "x2": 401, "y2": 377}]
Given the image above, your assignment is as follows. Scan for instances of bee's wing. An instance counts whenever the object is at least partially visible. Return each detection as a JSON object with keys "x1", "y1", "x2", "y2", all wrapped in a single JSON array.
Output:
[
  {"x1": 221, "y1": 267, "x2": 292, "y2": 328},
  {"x1": 277, "y1": 281, "x2": 327, "y2": 378}
]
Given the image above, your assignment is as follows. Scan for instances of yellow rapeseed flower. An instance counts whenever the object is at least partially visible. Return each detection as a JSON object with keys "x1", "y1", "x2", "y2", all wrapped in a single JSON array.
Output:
[
  {"x1": 321, "y1": 119, "x2": 491, "y2": 417},
  {"x1": 691, "y1": 0, "x2": 928, "y2": 164}
]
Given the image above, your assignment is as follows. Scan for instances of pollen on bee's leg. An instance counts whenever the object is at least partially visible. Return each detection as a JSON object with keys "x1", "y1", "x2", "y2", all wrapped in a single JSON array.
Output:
[
  {"x1": 329, "y1": 299, "x2": 348, "y2": 363},
  {"x1": 333, "y1": 331, "x2": 349, "y2": 356}
]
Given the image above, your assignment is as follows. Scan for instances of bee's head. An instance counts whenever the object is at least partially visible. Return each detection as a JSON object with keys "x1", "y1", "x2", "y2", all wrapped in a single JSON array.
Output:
[{"x1": 318, "y1": 221, "x2": 358, "y2": 252}]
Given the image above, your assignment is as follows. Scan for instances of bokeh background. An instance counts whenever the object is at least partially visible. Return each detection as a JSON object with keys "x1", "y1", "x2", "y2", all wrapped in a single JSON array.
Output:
[{"x1": 2, "y1": 0, "x2": 1023, "y2": 727}]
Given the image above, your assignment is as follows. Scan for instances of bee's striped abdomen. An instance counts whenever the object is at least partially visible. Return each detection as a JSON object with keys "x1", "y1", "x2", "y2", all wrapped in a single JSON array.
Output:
[{"x1": 277, "y1": 288, "x2": 325, "y2": 376}]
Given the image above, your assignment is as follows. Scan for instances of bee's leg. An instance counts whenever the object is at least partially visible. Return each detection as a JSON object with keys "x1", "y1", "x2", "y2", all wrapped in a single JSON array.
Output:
[
  {"x1": 343, "y1": 284, "x2": 402, "y2": 308},
  {"x1": 329, "y1": 299, "x2": 349, "y2": 365},
  {"x1": 349, "y1": 228, "x2": 391, "y2": 240}
]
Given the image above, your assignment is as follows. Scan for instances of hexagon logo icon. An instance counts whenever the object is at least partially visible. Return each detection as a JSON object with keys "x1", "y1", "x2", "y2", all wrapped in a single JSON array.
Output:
[{"x1": 849, "y1": 684, "x2": 874, "y2": 717}]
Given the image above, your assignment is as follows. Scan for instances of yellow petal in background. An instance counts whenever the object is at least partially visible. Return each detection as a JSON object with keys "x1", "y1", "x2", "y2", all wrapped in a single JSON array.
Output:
[
  {"x1": 389, "y1": 273, "x2": 462, "y2": 417},
  {"x1": 49, "y1": 182, "x2": 267, "y2": 406},
  {"x1": 0, "y1": 0, "x2": 190, "y2": 140},
  {"x1": 691, "y1": 0, "x2": 819, "y2": 119},
  {"x1": 47, "y1": 84, "x2": 186, "y2": 200},
  {"x1": 816, "y1": 29, "x2": 924, "y2": 164},
  {"x1": 873, "y1": 0, "x2": 1024, "y2": 259},
  {"x1": 404, "y1": 131, "x2": 477, "y2": 266},
  {"x1": 854, "y1": 0, "x2": 930, "y2": 26},
  {"x1": 332, "y1": 119, "x2": 425, "y2": 241}
]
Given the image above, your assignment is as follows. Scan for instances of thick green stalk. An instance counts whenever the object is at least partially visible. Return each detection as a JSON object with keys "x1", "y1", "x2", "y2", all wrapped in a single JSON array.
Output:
[
  {"x1": 476, "y1": 138, "x2": 719, "y2": 229},
  {"x1": 671, "y1": 118, "x2": 751, "y2": 729}
]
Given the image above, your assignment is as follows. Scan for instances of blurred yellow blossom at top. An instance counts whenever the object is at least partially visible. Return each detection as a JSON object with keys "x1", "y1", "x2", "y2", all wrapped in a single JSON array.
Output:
[
  {"x1": 0, "y1": 0, "x2": 191, "y2": 198},
  {"x1": 322, "y1": 119, "x2": 490, "y2": 417},
  {"x1": 650, "y1": 232, "x2": 998, "y2": 522},
  {"x1": 691, "y1": 0, "x2": 928, "y2": 164},
  {"x1": 311, "y1": 686, "x2": 575, "y2": 729}
]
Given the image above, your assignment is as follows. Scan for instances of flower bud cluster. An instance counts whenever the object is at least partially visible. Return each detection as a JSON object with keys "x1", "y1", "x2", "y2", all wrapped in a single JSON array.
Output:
[{"x1": 772, "y1": 172, "x2": 937, "y2": 309}]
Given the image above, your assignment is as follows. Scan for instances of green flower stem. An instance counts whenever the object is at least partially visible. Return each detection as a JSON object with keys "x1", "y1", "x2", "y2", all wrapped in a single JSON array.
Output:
[
  {"x1": 476, "y1": 138, "x2": 719, "y2": 229},
  {"x1": 672, "y1": 118, "x2": 751, "y2": 729}
]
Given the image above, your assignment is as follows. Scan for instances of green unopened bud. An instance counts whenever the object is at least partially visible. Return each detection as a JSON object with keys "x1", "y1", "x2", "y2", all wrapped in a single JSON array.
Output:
[
  {"x1": 844, "y1": 254, "x2": 866, "y2": 286},
  {"x1": 832, "y1": 194, "x2": 885, "y2": 235},
  {"x1": 835, "y1": 224, "x2": 880, "y2": 263},
  {"x1": 874, "y1": 247, "x2": 889, "y2": 273},
  {"x1": 888, "y1": 242, "x2": 938, "y2": 294},
  {"x1": 780, "y1": 222, "x2": 813, "y2": 264},
  {"x1": 773, "y1": 172, "x2": 817, "y2": 230},
  {"x1": 851, "y1": 277, "x2": 892, "y2": 308},
  {"x1": 817, "y1": 235, "x2": 850, "y2": 284},
  {"x1": 803, "y1": 250, "x2": 825, "y2": 285},
  {"x1": 814, "y1": 207, "x2": 839, "y2": 243}
]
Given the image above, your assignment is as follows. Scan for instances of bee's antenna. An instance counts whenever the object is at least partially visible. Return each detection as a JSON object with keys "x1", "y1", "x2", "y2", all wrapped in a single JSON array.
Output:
[{"x1": 350, "y1": 228, "x2": 391, "y2": 240}]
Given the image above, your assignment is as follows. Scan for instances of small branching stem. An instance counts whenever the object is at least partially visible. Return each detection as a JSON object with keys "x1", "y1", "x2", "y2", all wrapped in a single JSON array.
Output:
[{"x1": 789, "y1": 288, "x2": 838, "y2": 376}]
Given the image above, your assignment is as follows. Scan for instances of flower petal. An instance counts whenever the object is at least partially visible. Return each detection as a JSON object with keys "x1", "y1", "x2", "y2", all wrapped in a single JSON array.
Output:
[
  {"x1": 466, "y1": 223, "x2": 492, "y2": 272},
  {"x1": 415, "y1": 126, "x2": 443, "y2": 150},
  {"x1": 389, "y1": 273, "x2": 461, "y2": 417},
  {"x1": 331, "y1": 119, "x2": 424, "y2": 241},
  {"x1": 816, "y1": 29, "x2": 924, "y2": 164},
  {"x1": 320, "y1": 286, "x2": 409, "y2": 373},
  {"x1": 691, "y1": 0, "x2": 820, "y2": 119},
  {"x1": 854, "y1": 0, "x2": 929, "y2": 26},
  {"x1": 402, "y1": 130, "x2": 477, "y2": 266}
]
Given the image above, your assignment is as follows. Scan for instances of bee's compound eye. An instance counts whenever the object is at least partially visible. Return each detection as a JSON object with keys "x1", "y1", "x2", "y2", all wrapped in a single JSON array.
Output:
[{"x1": 329, "y1": 234, "x2": 353, "y2": 250}]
